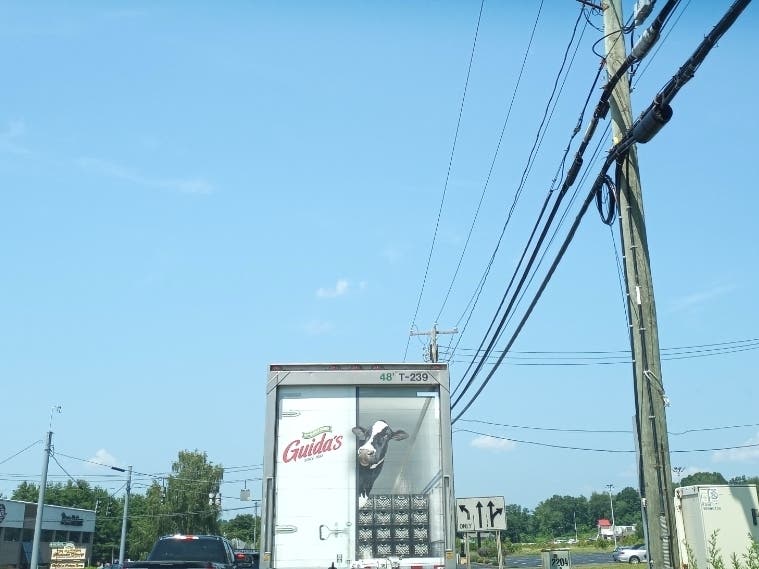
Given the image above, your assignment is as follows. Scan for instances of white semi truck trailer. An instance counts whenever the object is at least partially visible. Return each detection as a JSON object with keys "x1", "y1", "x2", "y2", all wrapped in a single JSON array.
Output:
[
  {"x1": 259, "y1": 363, "x2": 457, "y2": 569},
  {"x1": 674, "y1": 484, "x2": 759, "y2": 569}
]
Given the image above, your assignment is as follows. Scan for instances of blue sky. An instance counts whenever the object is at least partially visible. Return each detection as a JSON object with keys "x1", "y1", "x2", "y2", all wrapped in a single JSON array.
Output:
[{"x1": 2, "y1": 1, "x2": 757, "y2": 518}]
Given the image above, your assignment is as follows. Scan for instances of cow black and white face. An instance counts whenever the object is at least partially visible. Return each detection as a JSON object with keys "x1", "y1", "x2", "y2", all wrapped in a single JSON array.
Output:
[{"x1": 352, "y1": 420, "x2": 408, "y2": 468}]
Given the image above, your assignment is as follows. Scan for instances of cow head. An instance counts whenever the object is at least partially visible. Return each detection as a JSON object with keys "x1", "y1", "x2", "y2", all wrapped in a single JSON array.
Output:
[{"x1": 352, "y1": 420, "x2": 408, "y2": 469}]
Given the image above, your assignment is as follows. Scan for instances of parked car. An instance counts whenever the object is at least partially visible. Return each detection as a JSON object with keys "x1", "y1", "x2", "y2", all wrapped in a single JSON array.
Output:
[{"x1": 612, "y1": 544, "x2": 648, "y2": 564}]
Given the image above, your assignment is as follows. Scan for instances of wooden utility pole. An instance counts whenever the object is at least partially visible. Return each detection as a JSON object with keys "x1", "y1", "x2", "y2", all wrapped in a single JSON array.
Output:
[
  {"x1": 410, "y1": 323, "x2": 458, "y2": 363},
  {"x1": 603, "y1": 2, "x2": 680, "y2": 569}
]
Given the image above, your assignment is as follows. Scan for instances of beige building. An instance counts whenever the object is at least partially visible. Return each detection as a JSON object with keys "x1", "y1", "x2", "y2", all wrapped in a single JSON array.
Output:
[{"x1": 0, "y1": 499, "x2": 96, "y2": 569}]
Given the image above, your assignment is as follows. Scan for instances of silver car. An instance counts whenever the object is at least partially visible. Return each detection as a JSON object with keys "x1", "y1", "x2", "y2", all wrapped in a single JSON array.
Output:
[{"x1": 612, "y1": 544, "x2": 648, "y2": 564}]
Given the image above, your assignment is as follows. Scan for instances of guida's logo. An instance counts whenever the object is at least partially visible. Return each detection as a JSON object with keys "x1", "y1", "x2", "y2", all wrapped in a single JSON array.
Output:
[{"x1": 282, "y1": 425, "x2": 343, "y2": 463}]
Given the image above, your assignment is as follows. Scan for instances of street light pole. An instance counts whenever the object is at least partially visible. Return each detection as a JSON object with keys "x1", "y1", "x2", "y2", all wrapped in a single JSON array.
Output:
[
  {"x1": 573, "y1": 511, "x2": 578, "y2": 543},
  {"x1": 31, "y1": 406, "x2": 61, "y2": 569},
  {"x1": 607, "y1": 484, "x2": 617, "y2": 548},
  {"x1": 111, "y1": 465, "x2": 132, "y2": 565}
]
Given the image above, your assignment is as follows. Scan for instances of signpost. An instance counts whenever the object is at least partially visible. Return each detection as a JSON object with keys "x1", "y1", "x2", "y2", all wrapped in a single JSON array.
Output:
[
  {"x1": 456, "y1": 497, "x2": 507, "y2": 569},
  {"x1": 456, "y1": 496, "x2": 506, "y2": 532}
]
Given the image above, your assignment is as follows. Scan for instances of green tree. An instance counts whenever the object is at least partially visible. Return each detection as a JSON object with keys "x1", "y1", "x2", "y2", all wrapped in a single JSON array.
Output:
[
  {"x1": 221, "y1": 514, "x2": 259, "y2": 547},
  {"x1": 728, "y1": 475, "x2": 759, "y2": 486},
  {"x1": 681, "y1": 471, "x2": 728, "y2": 486},
  {"x1": 532, "y1": 495, "x2": 587, "y2": 540},
  {"x1": 92, "y1": 487, "x2": 125, "y2": 564},
  {"x1": 587, "y1": 492, "x2": 611, "y2": 531},
  {"x1": 612, "y1": 487, "x2": 642, "y2": 526},
  {"x1": 11, "y1": 481, "x2": 39, "y2": 502},
  {"x1": 126, "y1": 483, "x2": 166, "y2": 560},
  {"x1": 12, "y1": 479, "x2": 124, "y2": 564},
  {"x1": 502, "y1": 504, "x2": 533, "y2": 544},
  {"x1": 162, "y1": 450, "x2": 224, "y2": 536}
]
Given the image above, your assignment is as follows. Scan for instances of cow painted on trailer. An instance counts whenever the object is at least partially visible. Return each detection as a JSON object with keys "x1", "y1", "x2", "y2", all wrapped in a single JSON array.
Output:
[{"x1": 352, "y1": 420, "x2": 409, "y2": 508}]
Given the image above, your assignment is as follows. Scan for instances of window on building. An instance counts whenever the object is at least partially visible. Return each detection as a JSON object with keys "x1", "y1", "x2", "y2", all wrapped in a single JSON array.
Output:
[
  {"x1": 69, "y1": 532, "x2": 82, "y2": 544},
  {"x1": 4, "y1": 527, "x2": 21, "y2": 542},
  {"x1": 23, "y1": 529, "x2": 33, "y2": 541},
  {"x1": 41, "y1": 530, "x2": 54, "y2": 542}
]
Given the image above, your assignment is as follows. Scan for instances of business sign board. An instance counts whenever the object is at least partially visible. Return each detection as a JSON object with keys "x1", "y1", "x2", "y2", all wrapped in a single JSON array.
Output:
[
  {"x1": 456, "y1": 496, "x2": 506, "y2": 532},
  {"x1": 51, "y1": 548, "x2": 87, "y2": 560},
  {"x1": 42, "y1": 507, "x2": 96, "y2": 532}
]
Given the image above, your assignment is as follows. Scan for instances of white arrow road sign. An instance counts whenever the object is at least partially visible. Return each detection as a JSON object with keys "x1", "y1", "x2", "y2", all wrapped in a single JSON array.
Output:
[{"x1": 456, "y1": 496, "x2": 506, "y2": 532}]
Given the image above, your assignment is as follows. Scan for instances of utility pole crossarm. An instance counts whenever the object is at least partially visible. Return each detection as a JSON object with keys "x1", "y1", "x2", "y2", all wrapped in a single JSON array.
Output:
[{"x1": 410, "y1": 323, "x2": 458, "y2": 363}]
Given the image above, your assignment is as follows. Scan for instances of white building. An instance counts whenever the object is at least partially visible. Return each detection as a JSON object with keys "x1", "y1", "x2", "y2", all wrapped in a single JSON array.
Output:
[{"x1": 596, "y1": 518, "x2": 636, "y2": 540}]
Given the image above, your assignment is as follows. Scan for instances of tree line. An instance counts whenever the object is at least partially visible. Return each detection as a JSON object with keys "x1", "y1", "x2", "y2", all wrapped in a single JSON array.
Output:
[
  {"x1": 4, "y1": 450, "x2": 257, "y2": 563},
  {"x1": 2, "y1": 450, "x2": 756, "y2": 560}
]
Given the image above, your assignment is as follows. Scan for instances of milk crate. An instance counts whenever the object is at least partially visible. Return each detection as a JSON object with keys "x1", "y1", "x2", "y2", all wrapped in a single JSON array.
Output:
[
  {"x1": 410, "y1": 494, "x2": 429, "y2": 510},
  {"x1": 358, "y1": 527, "x2": 373, "y2": 541},
  {"x1": 392, "y1": 542, "x2": 411, "y2": 556},
  {"x1": 411, "y1": 509, "x2": 429, "y2": 525},
  {"x1": 392, "y1": 494, "x2": 410, "y2": 510},
  {"x1": 373, "y1": 494, "x2": 392, "y2": 511},
  {"x1": 411, "y1": 542, "x2": 429, "y2": 556},
  {"x1": 374, "y1": 542, "x2": 392, "y2": 557},
  {"x1": 412, "y1": 525, "x2": 429, "y2": 541},
  {"x1": 358, "y1": 509, "x2": 373, "y2": 525},
  {"x1": 392, "y1": 526, "x2": 410, "y2": 541},
  {"x1": 374, "y1": 526, "x2": 392, "y2": 541},
  {"x1": 373, "y1": 510, "x2": 392, "y2": 525},
  {"x1": 392, "y1": 510, "x2": 410, "y2": 525}
]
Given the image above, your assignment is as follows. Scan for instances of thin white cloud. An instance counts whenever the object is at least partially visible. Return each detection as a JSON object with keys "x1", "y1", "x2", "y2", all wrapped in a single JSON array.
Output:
[
  {"x1": 0, "y1": 119, "x2": 29, "y2": 154},
  {"x1": 470, "y1": 435, "x2": 517, "y2": 452},
  {"x1": 303, "y1": 320, "x2": 335, "y2": 336},
  {"x1": 316, "y1": 279, "x2": 350, "y2": 298},
  {"x1": 669, "y1": 284, "x2": 736, "y2": 312},
  {"x1": 711, "y1": 432, "x2": 759, "y2": 463},
  {"x1": 86, "y1": 449, "x2": 120, "y2": 470},
  {"x1": 77, "y1": 156, "x2": 214, "y2": 194},
  {"x1": 381, "y1": 247, "x2": 402, "y2": 264}
]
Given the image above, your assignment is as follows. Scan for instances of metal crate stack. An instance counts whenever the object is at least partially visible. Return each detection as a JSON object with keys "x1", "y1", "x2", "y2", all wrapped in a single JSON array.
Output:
[{"x1": 357, "y1": 494, "x2": 430, "y2": 558}]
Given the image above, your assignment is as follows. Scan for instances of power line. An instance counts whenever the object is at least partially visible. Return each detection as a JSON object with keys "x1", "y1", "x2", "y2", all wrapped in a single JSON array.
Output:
[
  {"x1": 0, "y1": 440, "x2": 42, "y2": 466},
  {"x1": 458, "y1": 418, "x2": 759, "y2": 436},
  {"x1": 455, "y1": 428, "x2": 759, "y2": 454},
  {"x1": 442, "y1": 337, "x2": 759, "y2": 365},
  {"x1": 404, "y1": 0, "x2": 486, "y2": 361},
  {"x1": 450, "y1": 4, "x2": 589, "y2": 399},
  {"x1": 435, "y1": 0, "x2": 546, "y2": 325},
  {"x1": 450, "y1": 0, "x2": 736, "y2": 421}
]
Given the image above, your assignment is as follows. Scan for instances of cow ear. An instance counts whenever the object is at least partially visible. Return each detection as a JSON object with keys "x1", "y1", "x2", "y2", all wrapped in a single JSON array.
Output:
[
  {"x1": 391, "y1": 430, "x2": 409, "y2": 440},
  {"x1": 352, "y1": 426, "x2": 367, "y2": 438}
]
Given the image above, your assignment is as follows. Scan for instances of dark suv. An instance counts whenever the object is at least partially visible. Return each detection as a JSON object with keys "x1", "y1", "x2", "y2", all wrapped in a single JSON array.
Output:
[{"x1": 143, "y1": 534, "x2": 238, "y2": 569}]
